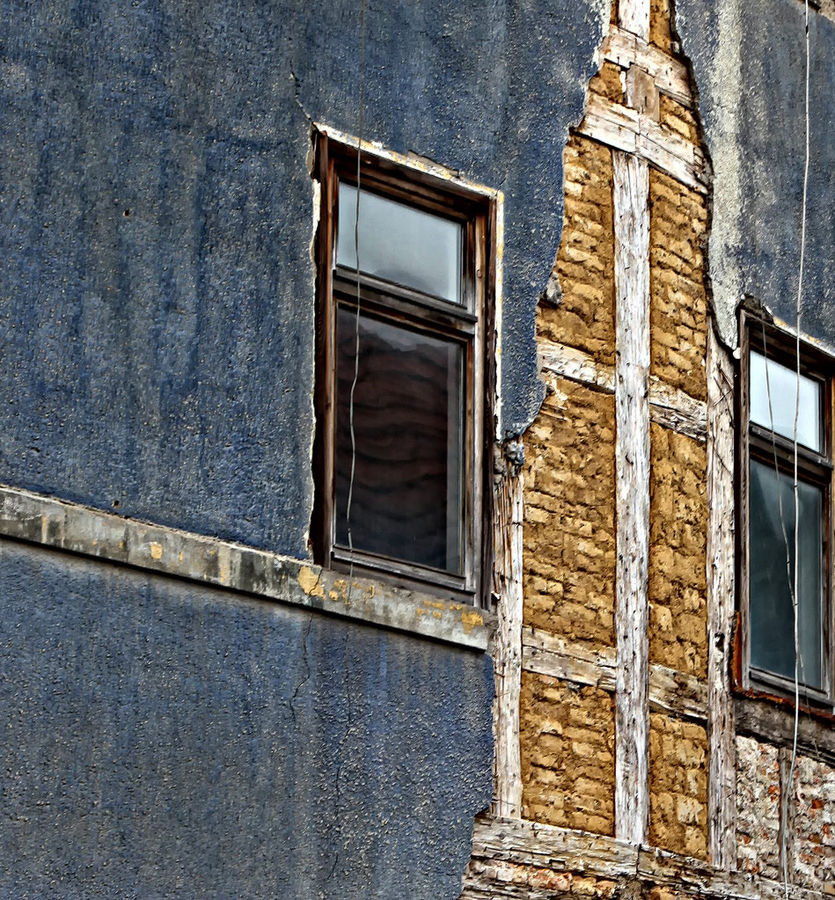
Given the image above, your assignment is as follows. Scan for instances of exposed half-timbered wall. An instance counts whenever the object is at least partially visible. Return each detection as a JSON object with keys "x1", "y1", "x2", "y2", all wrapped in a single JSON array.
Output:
[{"x1": 464, "y1": 0, "x2": 833, "y2": 895}]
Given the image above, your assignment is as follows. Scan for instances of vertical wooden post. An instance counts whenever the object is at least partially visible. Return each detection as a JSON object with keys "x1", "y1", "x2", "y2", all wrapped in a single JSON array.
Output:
[
  {"x1": 706, "y1": 324, "x2": 737, "y2": 869},
  {"x1": 492, "y1": 465, "x2": 524, "y2": 818},
  {"x1": 612, "y1": 150, "x2": 651, "y2": 846},
  {"x1": 618, "y1": 0, "x2": 650, "y2": 41}
]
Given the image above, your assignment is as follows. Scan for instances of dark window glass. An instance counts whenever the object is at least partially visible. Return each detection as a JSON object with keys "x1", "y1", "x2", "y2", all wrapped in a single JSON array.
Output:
[
  {"x1": 749, "y1": 459, "x2": 824, "y2": 689},
  {"x1": 334, "y1": 307, "x2": 464, "y2": 573}
]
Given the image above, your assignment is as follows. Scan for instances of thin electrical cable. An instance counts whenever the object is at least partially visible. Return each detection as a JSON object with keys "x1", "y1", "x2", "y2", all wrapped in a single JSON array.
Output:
[
  {"x1": 782, "y1": 0, "x2": 811, "y2": 892},
  {"x1": 345, "y1": 0, "x2": 368, "y2": 605}
]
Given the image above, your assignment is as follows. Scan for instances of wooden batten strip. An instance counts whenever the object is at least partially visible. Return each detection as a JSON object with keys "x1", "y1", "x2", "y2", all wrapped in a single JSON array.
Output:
[
  {"x1": 706, "y1": 326, "x2": 738, "y2": 869},
  {"x1": 491, "y1": 468, "x2": 524, "y2": 818},
  {"x1": 539, "y1": 339, "x2": 616, "y2": 393},
  {"x1": 603, "y1": 26, "x2": 692, "y2": 108},
  {"x1": 464, "y1": 816, "x2": 823, "y2": 900},
  {"x1": 539, "y1": 338, "x2": 707, "y2": 441},
  {"x1": 618, "y1": 0, "x2": 650, "y2": 42},
  {"x1": 578, "y1": 94, "x2": 708, "y2": 194},
  {"x1": 523, "y1": 628, "x2": 617, "y2": 691},
  {"x1": 612, "y1": 150, "x2": 651, "y2": 846},
  {"x1": 522, "y1": 628, "x2": 708, "y2": 720},
  {"x1": 649, "y1": 662, "x2": 708, "y2": 720}
]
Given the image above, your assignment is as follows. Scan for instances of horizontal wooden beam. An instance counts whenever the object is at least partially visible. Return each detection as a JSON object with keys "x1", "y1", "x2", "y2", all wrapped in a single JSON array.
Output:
[
  {"x1": 735, "y1": 696, "x2": 835, "y2": 768},
  {"x1": 523, "y1": 627, "x2": 617, "y2": 690},
  {"x1": 602, "y1": 25, "x2": 692, "y2": 108},
  {"x1": 539, "y1": 338, "x2": 707, "y2": 441},
  {"x1": 464, "y1": 816, "x2": 824, "y2": 900},
  {"x1": 522, "y1": 628, "x2": 708, "y2": 720},
  {"x1": 577, "y1": 94, "x2": 708, "y2": 193}
]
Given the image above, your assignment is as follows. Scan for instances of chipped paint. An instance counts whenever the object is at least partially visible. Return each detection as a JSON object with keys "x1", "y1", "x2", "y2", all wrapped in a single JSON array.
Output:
[
  {"x1": 461, "y1": 610, "x2": 485, "y2": 633},
  {"x1": 297, "y1": 565, "x2": 325, "y2": 599},
  {"x1": 0, "y1": 456, "x2": 493, "y2": 654}
]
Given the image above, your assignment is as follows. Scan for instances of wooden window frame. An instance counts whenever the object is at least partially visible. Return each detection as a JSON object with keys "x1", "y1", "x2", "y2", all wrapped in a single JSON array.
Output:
[
  {"x1": 738, "y1": 312, "x2": 835, "y2": 709},
  {"x1": 311, "y1": 132, "x2": 495, "y2": 606}
]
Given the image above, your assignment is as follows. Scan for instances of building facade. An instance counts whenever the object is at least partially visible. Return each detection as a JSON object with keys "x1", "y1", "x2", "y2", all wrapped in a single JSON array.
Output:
[{"x1": 1, "y1": 0, "x2": 833, "y2": 896}]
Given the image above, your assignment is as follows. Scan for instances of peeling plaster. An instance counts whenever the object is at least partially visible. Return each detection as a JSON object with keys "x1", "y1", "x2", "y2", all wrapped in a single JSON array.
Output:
[{"x1": 677, "y1": 0, "x2": 835, "y2": 350}]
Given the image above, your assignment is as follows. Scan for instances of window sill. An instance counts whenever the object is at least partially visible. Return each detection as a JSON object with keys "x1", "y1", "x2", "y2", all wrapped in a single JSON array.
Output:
[
  {"x1": 734, "y1": 694, "x2": 835, "y2": 767},
  {"x1": 0, "y1": 484, "x2": 494, "y2": 652}
]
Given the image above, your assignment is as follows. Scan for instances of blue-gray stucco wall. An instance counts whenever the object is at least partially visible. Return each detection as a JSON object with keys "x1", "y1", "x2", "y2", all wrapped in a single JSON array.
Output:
[
  {"x1": 1, "y1": 0, "x2": 607, "y2": 554},
  {"x1": 0, "y1": 1, "x2": 609, "y2": 892},
  {"x1": 677, "y1": 0, "x2": 835, "y2": 347},
  {"x1": 0, "y1": 538, "x2": 493, "y2": 898}
]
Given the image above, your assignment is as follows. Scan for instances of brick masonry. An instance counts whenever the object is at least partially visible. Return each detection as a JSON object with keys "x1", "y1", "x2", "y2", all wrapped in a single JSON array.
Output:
[
  {"x1": 649, "y1": 170, "x2": 708, "y2": 403},
  {"x1": 735, "y1": 736, "x2": 782, "y2": 881},
  {"x1": 520, "y1": 672, "x2": 616, "y2": 834},
  {"x1": 648, "y1": 423, "x2": 707, "y2": 678},
  {"x1": 538, "y1": 133, "x2": 616, "y2": 366},
  {"x1": 523, "y1": 379, "x2": 616, "y2": 648},
  {"x1": 792, "y1": 754, "x2": 835, "y2": 889},
  {"x1": 649, "y1": 713, "x2": 708, "y2": 859}
]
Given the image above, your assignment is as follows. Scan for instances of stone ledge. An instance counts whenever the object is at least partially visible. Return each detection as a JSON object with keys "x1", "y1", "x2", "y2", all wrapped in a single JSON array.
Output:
[{"x1": 0, "y1": 484, "x2": 493, "y2": 652}]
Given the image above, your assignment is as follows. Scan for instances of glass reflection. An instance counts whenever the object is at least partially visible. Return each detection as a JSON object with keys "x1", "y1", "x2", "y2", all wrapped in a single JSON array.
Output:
[
  {"x1": 337, "y1": 184, "x2": 463, "y2": 304},
  {"x1": 334, "y1": 308, "x2": 464, "y2": 573},
  {"x1": 749, "y1": 459, "x2": 823, "y2": 689},
  {"x1": 750, "y1": 351, "x2": 822, "y2": 452}
]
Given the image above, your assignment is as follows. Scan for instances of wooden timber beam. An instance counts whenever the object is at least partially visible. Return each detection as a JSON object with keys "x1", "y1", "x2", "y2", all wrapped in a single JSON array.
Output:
[
  {"x1": 539, "y1": 337, "x2": 708, "y2": 442},
  {"x1": 578, "y1": 94, "x2": 708, "y2": 194},
  {"x1": 491, "y1": 466, "x2": 525, "y2": 817},
  {"x1": 522, "y1": 627, "x2": 708, "y2": 721},
  {"x1": 612, "y1": 149, "x2": 652, "y2": 846},
  {"x1": 706, "y1": 326, "x2": 738, "y2": 869},
  {"x1": 603, "y1": 25, "x2": 692, "y2": 108},
  {"x1": 463, "y1": 816, "x2": 827, "y2": 900}
]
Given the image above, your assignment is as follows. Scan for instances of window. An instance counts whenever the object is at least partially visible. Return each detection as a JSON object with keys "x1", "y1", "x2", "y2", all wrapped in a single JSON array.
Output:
[
  {"x1": 312, "y1": 132, "x2": 494, "y2": 603},
  {"x1": 740, "y1": 317, "x2": 833, "y2": 704}
]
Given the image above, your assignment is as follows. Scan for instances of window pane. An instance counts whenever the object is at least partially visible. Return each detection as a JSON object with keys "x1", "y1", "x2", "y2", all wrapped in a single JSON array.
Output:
[
  {"x1": 750, "y1": 351, "x2": 822, "y2": 452},
  {"x1": 749, "y1": 459, "x2": 824, "y2": 689},
  {"x1": 334, "y1": 307, "x2": 464, "y2": 573},
  {"x1": 336, "y1": 183, "x2": 463, "y2": 304}
]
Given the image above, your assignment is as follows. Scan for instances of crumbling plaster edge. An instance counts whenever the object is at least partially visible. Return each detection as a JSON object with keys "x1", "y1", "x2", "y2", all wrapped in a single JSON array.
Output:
[{"x1": 0, "y1": 484, "x2": 494, "y2": 652}]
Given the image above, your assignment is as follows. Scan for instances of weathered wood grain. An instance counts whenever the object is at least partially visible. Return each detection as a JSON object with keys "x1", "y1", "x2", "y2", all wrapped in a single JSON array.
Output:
[
  {"x1": 734, "y1": 696, "x2": 835, "y2": 768},
  {"x1": 618, "y1": 0, "x2": 650, "y2": 41},
  {"x1": 613, "y1": 150, "x2": 651, "y2": 846},
  {"x1": 706, "y1": 325, "x2": 738, "y2": 869},
  {"x1": 463, "y1": 816, "x2": 825, "y2": 900},
  {"x1": 522, "y1": 628, "x2": 708, "y2": 720},
  {"x1": 491, "y1": 466, "x2": 525, "y2": 817},
  {"x1": 578, "y1": 94, "x2": 708, "y2": 194},
  {"x1": 539, "y1": 337, "x2": 707, "y2": 441},
  {"x1": 603, "y1": 25, "x2": 692, "y2": 108}
]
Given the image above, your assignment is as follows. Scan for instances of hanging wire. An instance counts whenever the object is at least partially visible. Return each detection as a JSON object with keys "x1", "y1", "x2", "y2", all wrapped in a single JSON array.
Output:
[{"x1": 345, "y1": 0, "x2": 368, "y2": 604}]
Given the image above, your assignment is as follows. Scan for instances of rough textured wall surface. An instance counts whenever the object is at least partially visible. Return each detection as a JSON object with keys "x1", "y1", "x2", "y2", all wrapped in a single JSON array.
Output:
[
  {"x1": 0, "y1": 0, "x2": 609, "y2": 559},
  {"x1": 735, "y1": 736, "x2": 782, "y2": 881},
  {"x1": 520, "y1": 673, "x2": 615, "y2": 834},
  {"x1": 0, "y1": 539, "x2": 493, "y2": 899},
  {"x1": 649, "y1": 171, "x2": 707, "y2": 402},
  {"x1": 539, "y1": 134, "x2": 616, "y2": 365},
  {"x1": 792, "y1": 754, "x2": 835, "y2": 889},
  {"x1": 649, "y1": 713, "x2": 708, "y2": 859},
  {"x1": 648, "y1": 424, "x2": 707, "y2": 677},
  {"x1": 523, "y1": 378, "x2": 616, "y2": 647},
  {"x1": 676, "y1": 0, "x2": 835, "y2": 347}
]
